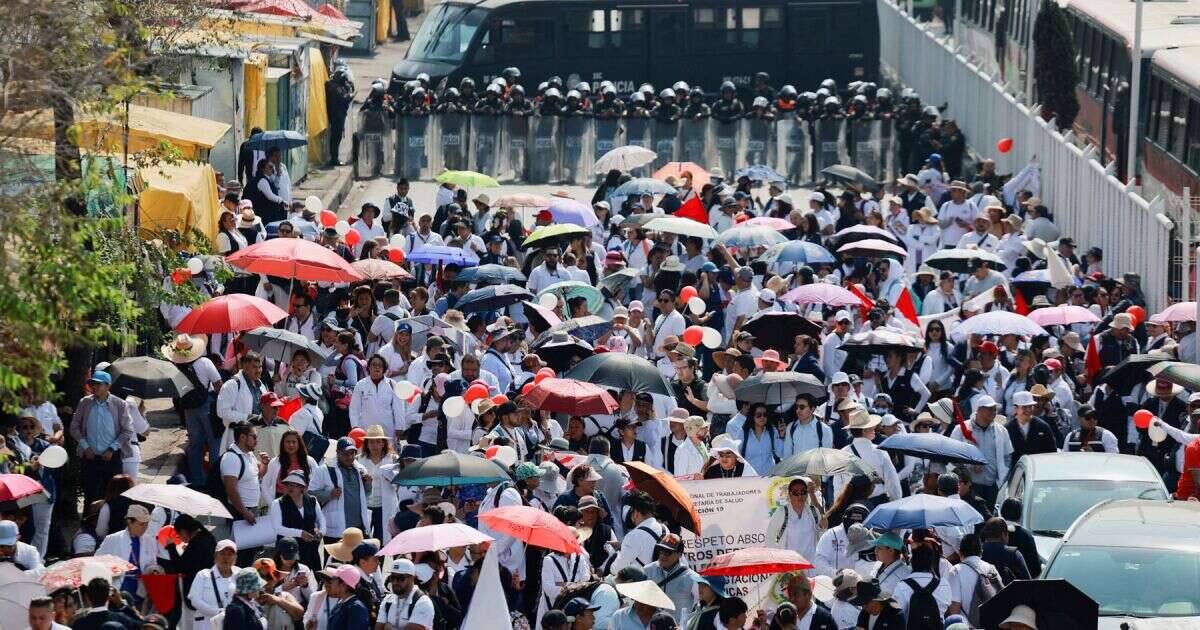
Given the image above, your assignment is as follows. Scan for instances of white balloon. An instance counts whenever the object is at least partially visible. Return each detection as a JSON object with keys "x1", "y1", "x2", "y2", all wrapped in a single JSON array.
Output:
[
  {"x1": 335, "y1": 220, "x2": 352, "y2": 236},
  {"x1": 394, "y1": 380, "x2": 419, "y2": 400},
  {"x1": 688, "y1": 296, "x2": 706, "y2": 316},
  {"x1": 1149, "y1": 422, "x2": 1167, "y2": 444},
  {"x1": 538, "y1": 292, "x2": 559, "y2": 309},
  {"x1": 390, "y1": 234, "x2": 406, "y2": 249},
  {"x1": 443, "y1": 395, "x2": 466, "y2": 418},
  {"x1": 186, "y1": 257, "x2": 205, "y2": 275},
  {"x1": 701, "y1": 326, "x2": 722, "y2": 349},
  {"x1": 304, "y1": 195, "x2": 324, "y2": 214},
  {"x1": 37, "y1": 445, "x2": 68, "y2": 469}
]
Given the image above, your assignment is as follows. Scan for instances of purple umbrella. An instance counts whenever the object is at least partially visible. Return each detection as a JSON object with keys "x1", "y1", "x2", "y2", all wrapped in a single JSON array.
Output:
[
  {"x1": 547, "y1": 197, "x2": 601, "y2": 228},
  {"x1": 408, "y1": 245, "x2": 479, "y2": 266},
  {"x1": 780, "y1": 284, "x2": 864, "y2": 307}
]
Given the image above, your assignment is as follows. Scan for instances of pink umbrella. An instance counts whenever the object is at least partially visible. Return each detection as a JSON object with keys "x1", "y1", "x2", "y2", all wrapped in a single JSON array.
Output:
[
  {"x1": 0, "y1": 474, "x2": 46, "y2": 509},
  {"x1": 780, "y1": 284, "x2": 864, "y2": 307},
  {"x1": 523, "y1": 378, "x2": 618, "y2": 415},
  {"x1": 175, "y1": 294, "x2": 288, "y2": 334},
  {"x1": 1153, "y1": 301, "x2": 1197, "y2": 323},
  {"x1": 494, "y1": 193, "x2": 551, "y2": 208},
  {"x1": 1027, "y1": 305, "x2": 1101, "y2": 327},
  {"x1": 376, "y1": 523, "x2": 493, "y2": 556},
  {"x1": 41, "y1": 556, "x2": 138, "y2": 590},
  {"x1": 742, "y1": 216, "x2": 795, "y2": 231},
  {"x1": 480, "y1": 506, "x2": 583, "y2": 554},
  {"x1": 226, "y1": 238, "x2": 365, "y2": 283}
]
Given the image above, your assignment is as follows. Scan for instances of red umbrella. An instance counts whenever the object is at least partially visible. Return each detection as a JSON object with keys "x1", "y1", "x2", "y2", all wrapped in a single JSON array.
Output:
[
  {"x1": 479, "y1": 505, "x2": 583, "y2": 554},
  {"x1": 41, "y1": 555, "x2": 137, "y2": 590},
  {"x1": 239, "y1": 0, "x2": 317, "y2": 18},
  {"x1": 700, "y1": 547, "x2": 814, "y2": 577},
  {"x1": 175, "y1": 295, "x2": 288, "y2": 334},
  {"x1": 522, "y1": 378, "x2": 618, "y2": 415},
  {"x1": 226, "y1": 239, "x2": 365, "y2": 283},
  {"x1": 0, "y1": 474, "x2": 47, "y2": 510}
]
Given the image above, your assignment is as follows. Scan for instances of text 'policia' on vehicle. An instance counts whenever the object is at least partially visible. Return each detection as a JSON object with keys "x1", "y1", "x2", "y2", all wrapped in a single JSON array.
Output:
[{"x1": 389, "y1": 0, "x2": 880, "y2": 96}]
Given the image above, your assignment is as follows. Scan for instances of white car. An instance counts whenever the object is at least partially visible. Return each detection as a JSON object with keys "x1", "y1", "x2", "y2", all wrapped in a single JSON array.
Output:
[
  {"x1": 1042, "y1": 499, "x2": 1200, "y2": 628},
  {"x1": 996, "y1": 452, "x2": 1169, "y2": 565}
]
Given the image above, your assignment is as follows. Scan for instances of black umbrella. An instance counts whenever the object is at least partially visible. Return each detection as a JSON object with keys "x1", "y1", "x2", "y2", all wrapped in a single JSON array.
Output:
[
  {"x1": 108, "y1": 357, "x2": 194, "y2": 399},
  {"x1": 241, "y1": 326, "x2": 331, "y2": 363},
  {"x1": 532, "y1": 332, "x2": 595, "y2": 373},
  {"x1": 830, "y1": 225, "x2": 905, "y2": 248},
  {"x1": 735, "y1": 371, "x2": 826, "y2": 405},
  {"x1": 979, "y1": 579, "x2": 1098, "y2": 630},
  {"x1": 244, "y1": 130, "x2": 307, "y2": 150},
  {"x1": 391, "y1": 450, "x2": 512, "y2": 487},
  {"x1": 456, "y1": 284, "x2": 533, "y2": 314},
  {"x1": 457, "y1": 264, "x2": 527, "y2": 286},
  {"x1": 742, "y1": 312, "x2": 822, "y2": 352},
  {"x1": 547, "y1": 316, "x2": 613, "y2": 345},
  {"x1": 820, "y1": 164, "x2": 878, "y2": 188},
  {"x1": 562, "y1": 353, "x2": 673, "y2": 397},
  {"x1": 1099, "y1": 352, "x2": 1175, "y2": 395},
  {"x1": 838, "y1": 327, "x2": 925, "y2": 357},
  {"x1": 924, "y1": 248, "x2": 1008, "y2": 274}
]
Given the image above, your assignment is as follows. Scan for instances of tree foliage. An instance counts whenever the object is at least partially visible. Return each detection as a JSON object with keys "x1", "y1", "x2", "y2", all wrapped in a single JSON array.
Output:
[{"x1": 1033, "y1": 0, "x2": 1080, "y2": 130}]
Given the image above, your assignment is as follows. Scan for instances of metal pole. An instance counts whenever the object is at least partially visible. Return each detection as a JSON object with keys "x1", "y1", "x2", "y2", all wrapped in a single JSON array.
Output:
[
  {"x1": 1026, "y1": 0, "x2": 1037, "y2": 104},
  {"x1": 1126, "y1": 0, "x2": 1144, "y2": 183}
]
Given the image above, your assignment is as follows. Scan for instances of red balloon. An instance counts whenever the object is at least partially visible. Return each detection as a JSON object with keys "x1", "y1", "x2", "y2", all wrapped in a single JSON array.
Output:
[
  {"x1": 387, "y1": 248, "x2": 405, "y2": 264},
  {"x1": 320, "y1": 210, "x2": 337, "y2": 227},
  {"x1": 348, "y1": 427, "x2": 367, "y2": 449},
  {"x1": 492, "y1": 394, "x2": 509, "y2": 405},
  {"x1": 521, "y1": 382, "x2": 536, "y2": 396},
  {"x1": 534, "y1": 372, "x2": 551, "y2": 385},
  {"x1": 464, "y1": 384, "x2": 489, "y2": 404},
  {"x1": 344, "y1": 229, "x2": 362, "y2": 247},
  {"x1": 537, "y1": 367, "x2": 556, "y2": 378},
  {"x1": 1127, "y1": 305, "x2": 1146, "y2": 326},
  {"x1": 996, "y1": 137, "x2": 1014, "y2": 154},
  {"x1": 682, "y1": 325, "x2": 704, "y2": 347},
  {"x1": 679, "y1": 286, "x2": 699, "y2": 303},
  {"x1": 1133, "y1": 409, "x2": 1154, "y2": 430}
]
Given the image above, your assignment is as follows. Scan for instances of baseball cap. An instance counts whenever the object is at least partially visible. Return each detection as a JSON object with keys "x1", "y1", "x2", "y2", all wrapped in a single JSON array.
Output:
[
  {"x1": 260, "y1": 392, "x2": 285, "y2": 408},
  {"x1": 126, "y1": 505, "x2": 151, "y2": 523},
  {"x1": 1043, "y1": 358, "x2": 1062, "y2": 371},
  {"x1": 216, "y1": 539, "x2": 238, "y2": 554},
  {"x1": 88, "y1": 370, "x2": 113, "y2": 385},
  {"x1": 336, "y1": 437, "x2": 358, "y2": 453},
  {"x1": 736, "y1": 267, "x2": 754, "y2": 281},
  {"x1": 389, "y1": 558, "x2": 417, "y2": 576},
  {"x1": 975, "y1": 395, "x2": 998, "y2": 408},
  {"x1": 322, "y1": 565, "x2": 361, "y2": 589},
  {"x1": 563, "y1": 598, "x2": 601, "y2": 619},
  {"x1": 758, "y1": 289, "x2": 776, "y2": 303},
  {"x1": 276, "y1": 537, "x2": 300, "y2": 560},
  {"x1": 0, "y1": 521, "x2": 16, "y2": 546},
  {"x1": 629, "y1": 300, "x2": 645, "y2": 313},
  {"x1": 874, "y1": 531, "x2": 904, "y2": 551},
  {"x1": 400, "y1": 444, "x2": 422, "y2": 460},
  {"x1": 396, "y1": 322, "x2": 413, "y2": 335},
  {"x1": 834, "y1": 310, "x2": 852, "y2": 323},
  {"x1": 978, "y1": 341, "x2": 999, "y2": 355},
  {"x1": 809, "y1": 191, "x2": 826, "y2": 202},
  {"x1": 655, "y1": 533, "x2": 685, "y2": 554}
]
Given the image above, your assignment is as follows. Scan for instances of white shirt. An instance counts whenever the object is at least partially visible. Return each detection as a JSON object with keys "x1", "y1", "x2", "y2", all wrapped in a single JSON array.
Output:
[
  {"x1": 527, "y1": 263, "x2": 570, "y2": 295},
  {"x1": 479, "y1": 483, "x2": 526, "y2": 577},
  {"x1": 402, "y1": 229, "x2": 444, "y2": 254},
  {"x1": 21, "y1": 401, "x2": 60, "y2": 437},
  {"x1": 938, "y1": 199, "x2": 976, "y2": 248},
  {"x1": 221, "y1": 444, "x2": 261, "y2": 510},
  {"x1": 269, "y1": 493, "x2": 328, "y2": 539},
  {"x1": 380, "y1": 588, "x2": 435, "y2": 630},
  {"x1": 835, "y1": 437, "x2": 902, "y2": 501},
  {"x1": 610, "y1": 517, "x2": 666, "y2": 574},
  {"x1": 948, "y1": 557, "x2": 996, "y2": 613},
  {"x1": 289, "y1": 404, "x2": 324, "y2": 437},
  {"x1": 482, "y1": 348, "x2": 518, "y2": 393},
  {"x1": 349, "y1": 376, "x2": 407, "y2": 438},
  {"x1": 873, "y1": 560, "x2": 913, "y2": 595},
  {"x1": 650, "y1": 310, "x2": 686, "y2": 358},
  {"x1": 891, "y1": 571, "x2": 952, "y2": 619},
  {"x1": 187, "y1": 566, "x2": 238, "y2": 620},
  {"x1": 778, "y1": 419, "x2": 835, "y2": 459},
  {"x1": 821, "y1": 331, "x2": 849, "y2": 382},
  {"x1": 218, "y1": 229, "x2": 249, "y2": 255},
  {"x1": 956, "y1": 230, "x2": 1000, "y2": 253},
  {"x1": 352, "y1": 219, "x2": 386, "y2": 257}
]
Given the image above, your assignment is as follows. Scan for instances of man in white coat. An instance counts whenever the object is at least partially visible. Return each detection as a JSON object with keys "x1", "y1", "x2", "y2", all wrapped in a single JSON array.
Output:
[
  {"x1": 215, "y1": 352, "x2": 269, "y2": 451},
  {"x1": 348, "y1": 357, "x2": 407, "y2": 441},
  {"x1": 766, "y1": 477, "x2": 826, "y2": 565},
  {"x1": 478, "y1": 451, "x2": 526, "y2": 579},
  {"x1": 187, "y1": 539, "x2": 239, "y2": 628},
  {"x1": 312, "y1": 438, "x2": 372, "y2": 544},
  {"x1": 833, "y1": 410, "x2": 902, "y2": 505},
  {"x1": 96, "y1": 505, "x2": 162, "y2": 602}
]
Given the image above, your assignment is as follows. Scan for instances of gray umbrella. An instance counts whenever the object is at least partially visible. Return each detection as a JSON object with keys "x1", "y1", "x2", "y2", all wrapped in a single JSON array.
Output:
[
  {"x1": 241, "y1": 326, "x2": 332, "y2": 363},
  {"x1": 734, "y1": 371, "x2": 826, "y2": 405},
  {"x1": 820, "y1": 164, "x2": 878, "y2": 188},
  {"x1": 599, "y1": 267, "x2": 642, "y2": 294},
  {"x1": 770, "y1": 448, "x2": 876, "y2": 478},
  {"x1": 391, "y1": 450, "x2": 512, "y2": 487},
  {"x1": 108, "y1": 357, "x2": 194, "y2": 399}
]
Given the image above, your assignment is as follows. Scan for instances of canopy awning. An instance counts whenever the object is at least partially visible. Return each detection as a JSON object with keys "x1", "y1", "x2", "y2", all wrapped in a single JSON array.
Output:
[{"x1": 136, "y1": 161, "x2": 221, "y2": 241}]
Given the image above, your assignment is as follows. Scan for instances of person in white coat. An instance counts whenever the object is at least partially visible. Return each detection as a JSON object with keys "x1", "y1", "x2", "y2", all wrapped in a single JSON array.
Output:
[
  {"x1": 833, "y1": 410, "x2": 903, "y2": 505},
  {"x1": 609, "y1": 491, "x2": 666, "y2": 573},
  {"x1": 905, "y1": 208, "x2": 942, "y2": 270},
  {"x1": 537, "y1": 545, "x2": 592, "y2": 630},
  {"x1": 348, "y1": 356, "x2": 407, "y2": 441},
  {"x1": 950, "y1": 396, "x2": 1013, "y2": 506},
  {"x1": 814, "y1": 509, "x2": 876, "y2": 578},
  {"x1": 478, "y1": 469, "x2": 526, "y2": 579},
  {"x1": 268, "y1": 471, "x2": 327, "y2": 571},
  {"x1": 260, "y1": 430, "x2": 322, "y2": 502},
  {"x1": 673, "y1": 417, "x2": 710, "y2": 479},
  {"x1": 95, "y1": 505, "x2": 162, "y2": 601},
  {"x1": 821, "y1": 314, "x2": 854, "y2": 381},
  {"x1": 187, "y1": 539, "x2": 239, "y2": 628},
  {"x1": 766, "y1": 477, "x2": 826, "y2": 565},
  {"x1": 955, "y1": 214, "x2": 1000, "y2": 252},
  {"x1": 215, "y1": 353, "x2": 269, "y2": 451},
  {"x1": 312, "y1": 438, "x2": 372, "y2": 543}
]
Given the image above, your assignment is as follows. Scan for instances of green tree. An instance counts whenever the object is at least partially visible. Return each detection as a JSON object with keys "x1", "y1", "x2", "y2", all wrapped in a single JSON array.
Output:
[{"x1": 1033, "y1": 0, "x2": 1080, "y2": 130}]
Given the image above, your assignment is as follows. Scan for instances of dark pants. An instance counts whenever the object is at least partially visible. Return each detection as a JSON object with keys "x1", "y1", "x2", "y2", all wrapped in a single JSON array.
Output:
[
  {"x1": 328, "y1": 120, "x2": 346, "y2": 165},
  {"x1": 370, "y1": 506, "x2": 384, "y2": 541},
  {"x1": 82, "y1": 457, "x2": 124, "y2": 506},
  {"x1": 975, "y1": 483, "x2": 999, "y2": 509}
]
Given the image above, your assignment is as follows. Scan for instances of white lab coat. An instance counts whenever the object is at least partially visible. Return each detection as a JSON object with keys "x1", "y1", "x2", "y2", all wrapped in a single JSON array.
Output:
[
  {"x1": 215, "y1": 372, "x2": 268, "y2": 450},
  {"x1": 537, "y1": 552, "x2": 592, "y2": 630},
  {"x1": 187, "y1": 566, "x2": 237, "y2": 624},
  {"x1": 610, "y1": 517, "x2": 666, "y2": 574},
  {"x1": 312, "y1": 462, "x2": 372, "y2": 538},
  {"x1": 269, "y1": 493, "x2": 328, "y2": 539},
  {"x1": 349, "y1": 376, "x2": 407, "y2": 438},
  {"x1": 834, "y1": 437, "x2": 903, "y2": 502},
  {"x1": 288, "y1": 404, "x2": 324, "y2": 438},
  {"x1": 96, "y1": 529, "x2": 161, "y2": 577},
  {"x1": 479, "y1": 483, "x2": 526, "y2": 577},
  {"x1": 260, "y1": 456, "x2": 322, "y2": 501}
]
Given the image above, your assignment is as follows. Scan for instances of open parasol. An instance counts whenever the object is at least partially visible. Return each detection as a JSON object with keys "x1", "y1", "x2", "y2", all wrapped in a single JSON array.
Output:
[{"x1": 622, "y1": 461, "x2": 701, "y2": 535}]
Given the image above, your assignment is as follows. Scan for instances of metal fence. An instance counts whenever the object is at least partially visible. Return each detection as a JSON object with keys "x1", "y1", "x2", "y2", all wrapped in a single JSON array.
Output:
[{"x1": 878, "y1": 0, "x2": 1170, "y2": 311}]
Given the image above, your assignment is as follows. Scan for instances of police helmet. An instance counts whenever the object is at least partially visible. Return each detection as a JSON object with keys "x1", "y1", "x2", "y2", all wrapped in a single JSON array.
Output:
[
  {"x1": 823, "y1": 96, "x2": 841, "y2": 107},
  {"x1": 416, "y1": 72, "x2": 430, "y2": 84},
  {"x1": 659, "y1": 88, "x2": 674, "y2": 99},
  {"x1": 639, "y1": 83, "x2": 654, "y2": 94},
  {"x1": 443, "y1": 87, "x2": 460, "y2": 99},
  {"x1": 754, "y1": 71, "x2": 770, "y2": 82},
  {"x1": 875, "y1": 88, "x2": 892, "y2": 102},
  {"x1": 815, "y1": 87, "x2": 831, "y2": 100},
  {"x1": 922, "y1": 105, "x2": 939, "y2": 117},
  {"x1": 752, "y1": 96, "x2": 768, "y2": 108},
  {"x1": 673, "y1": 81, "x2": 690, "y2": 92},
  {"x1": 537, "y1": 81, "x2": 549, "y2": 93},
  {"x1": 779, "y1": 85, "x2": 797, "y2": 98},
  {"x1": 631, "y1": 92, "x2": 645, "y2": 103},
  {"x1": 576, "y1": 82, "x2": 591, "y2": 94},
  {"x1": 502, "y1": 67, "x2": 521, "y2": 79},
  {"x1": 566, "y1": 89, "x2": 581, "y2": 100},
  {"x1": 548, "y1": 75, "x2": 563, "y2": 88},
  {"x1": 602, "y1": 85, "x2": 617, "y2": 95},
  {"x1": 820, "y1": 78, "x2": 836, "y2": 91},
  {"x1": 690, "y1": 87, "x2": 704, "y2": 99},
  {"x1": 412, "y1": 87, "x2": 427, "y2": 98},
  {"x1": 511, "y1": 85, "x2": 526, "y2": 97},
  {"x1": 460, "y1": 77, "x2": 475, "y2": 89},
  {"x1": 720, "y1": 81, "x2": 736, "y2": 93},
  {"x1": 852, "y1": 94, "x2": 868, "y2": 105},
  {"x1": 486, "y1": 83, "x2": 503, "y2": 95},
  {"x1": 491, "y1": 77, "x2": 507, "y2": 88},
  {"x1": 545, "y1": 87, "x2": 562, "y2": 99}
]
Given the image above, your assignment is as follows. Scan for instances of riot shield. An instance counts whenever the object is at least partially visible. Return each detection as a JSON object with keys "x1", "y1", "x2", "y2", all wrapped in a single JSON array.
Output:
[
  {"x1": 813, "y1": 118, "x2": 849, "y2": 178},
  {"x1": 713, "y1": 119, "x2": 740, "y2": 176},
  {"x1": 529, "y1": 115, "x2": 560, "y2": 184},
  {"x1": 561, "y1": 116, "x2": 594, "y2": 185},
  {"x1": 622, "y1": 117, "x2": 651, "y2": 177},
  {"x1": 439, "y1": 112, "x2": 469, "y2": 172},
  {"x1": 651, "y1": 119, "x2": 679, "y2": 171},
  {"x1": 850, "y1": 119, "x2": 884, "y2": 184},
  {"x1": 500, "y1": 115, "x2": 530, "y2": 183},
  {"x1": 354, "y1": 110, "x2": 393, "y2": 180},
  {"x1": 594, "y1": 118, "x2": 620, "y2": 174},
  {"x1": 878, "y1": 118, "x2": 895, "y2": 184},
  {"x1": 777, "y1": 117, "x2": 813, "y2": 187},
  {"x1": 679, "y1": 118, "x2": 712, "y2": 166},
  {"x1": 397, "y1": 114, "x2": 432, "y2": 181},
  {"x1": 743, "y1": 117, "x2": 774, "y2": 169},
  {"x1": 470, "y1": 114, "x2": 501, "y2": 178}
]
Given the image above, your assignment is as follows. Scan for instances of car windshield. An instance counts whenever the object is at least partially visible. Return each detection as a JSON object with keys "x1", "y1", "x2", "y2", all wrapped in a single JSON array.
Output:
[
  {"x1": 408, "y1": 3, "x2": 486, "y2": 63},
  {"x1": 1027, "y1": 480, "x2": 1166, "y2": 533},
  {"x1": 1046, "y1": 545, "x2": 1200, "y2": 617}
]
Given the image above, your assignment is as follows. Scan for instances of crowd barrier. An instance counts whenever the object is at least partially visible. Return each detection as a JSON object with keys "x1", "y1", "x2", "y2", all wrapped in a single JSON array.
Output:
[
  {"x1": 878, "y1": 0, "x2": 1169, "y2": 311},
  {"x1": 355, "y1": 111, "x2": 899, "y2": 187}
]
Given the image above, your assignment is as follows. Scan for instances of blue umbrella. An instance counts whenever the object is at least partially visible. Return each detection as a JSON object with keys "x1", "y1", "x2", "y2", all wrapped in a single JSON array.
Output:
[
  {"x1": 245, "y1": 130, "x2": 308, "y2": 150},
  {"x1": 863, "y1": 494, "x2": 986, "y2": 530},
  {"x1": 408, "y1": 244, "x2": 479, "y2": 266},
  {"x1": 455, "y1": 284, "x2": 533, "y2": 314},
  {"x1": 611, "y1": 177, "x2": 678, "y2": 198},
  {"x1": 457, "y1": 264, "x2": 527, "y2": 286},
  {"x1": 734, "y1": 164, "x2": 786, "y2": 183},
  {"x1": 717, "y1": 225, "x2": 789, "y2": 249},
  {"x1": 537, "y1": 281, "x2": 604, "y2": 314},
  {"x1": 878, "y1": 432, "x2": 987, "y2": 465},
  {"x1": 760, "y1": 241, "x2": 836, "y2": 266}
]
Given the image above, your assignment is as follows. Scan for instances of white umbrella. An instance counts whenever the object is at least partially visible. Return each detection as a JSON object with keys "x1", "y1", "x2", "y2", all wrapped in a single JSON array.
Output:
[
  {"x1": 123, "y1": 483, "x2": 233, "y2": 519},
  {"x1": 594, "y1": 146, "x2": 656, "y2": 174},
  {"x1": 954, "y1": 310, "x2": 1048, "y2": 337},
  {"x1": 837, "y1": 239, "x2": 908, "y2": 259},
  {"x1": 643, "y1": 216, "x2": 720, "y2": 240}
]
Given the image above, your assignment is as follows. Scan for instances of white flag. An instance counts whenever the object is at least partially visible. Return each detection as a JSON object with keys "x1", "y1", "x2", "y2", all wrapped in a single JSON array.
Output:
[{"x1": 462, "y1": 544, "x2": 513, "y2": 630}]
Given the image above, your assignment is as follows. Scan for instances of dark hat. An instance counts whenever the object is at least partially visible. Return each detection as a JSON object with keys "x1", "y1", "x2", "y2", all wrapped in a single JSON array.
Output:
[
  {"x1": 541, "y1": 610, "x2": 569, "y2": 629},
  {"x1": 276, "y1": 537, "x2": 300, "y2": 560},
  {"x1": 848, "y1": 579, "x2": 888, "y2": 606},
  {"x1": 487, "y1": 234, "x2": 504, "y2": 244},
  {"x1": 395, "y1": 322, "x2": 413, "y2": 335},
  {"x1": 655, "y1": 532, "x2": 685, "y2": 554},
  {"x1": 400, "y1": 444, "x2": 422, "y2": 460},
  {"x1": 429, "y1": 353, "x2": 451, "y2": 366},
  {"x1": 843, "y1": 502, "x2": 870, "y2": 525},
  {"x1": 336, "y1": 437, "x2": 358, "y2": 453},
  {"x1": 563, "y1": 597, "x2": 601, "y2": 619},
  {"x1": 351, "y1": 542, "x2": 379, "y2": 562}
]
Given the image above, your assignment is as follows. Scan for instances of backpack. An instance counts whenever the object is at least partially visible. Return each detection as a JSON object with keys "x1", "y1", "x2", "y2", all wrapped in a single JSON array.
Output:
[
  {"x1": 965, "y1": 563, "x2": 1004, "y2": 627},
  {"x1": 551, "y1": 579, "x2": 604, "y2": 610},
  {"x1": 903, "y1": 577, "x2": 943, "y2": 630},
  {"x1": 204, "y1": 450, "x2": 246, "y2": 516},
  {"x1": 178, "y1": 361, "x2": 210, "y2": 409},
  {"x1": 634, "y1": 524, "x2": 664, "y2": 565}
]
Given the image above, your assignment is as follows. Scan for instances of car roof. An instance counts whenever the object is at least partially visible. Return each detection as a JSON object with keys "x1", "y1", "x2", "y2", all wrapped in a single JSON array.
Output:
[
  {"x1": 1061, "y1": 500, "x2": 1200, "y2": 552},
  {"x1": 1022, "y1": 452, "x2": 1163, "y2": 483}
]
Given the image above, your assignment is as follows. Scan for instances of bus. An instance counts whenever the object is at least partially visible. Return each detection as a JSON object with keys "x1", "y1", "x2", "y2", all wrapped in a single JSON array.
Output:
[
  {"x1": 390, "y1": 0, "x2": 880, "y2": 94},
  {"x1": 1143, "y1": 45, "x2": 1200, "y2": 204},
  {"x1": 954, "y1": 0, "x2": 1036, "y2": 96}
]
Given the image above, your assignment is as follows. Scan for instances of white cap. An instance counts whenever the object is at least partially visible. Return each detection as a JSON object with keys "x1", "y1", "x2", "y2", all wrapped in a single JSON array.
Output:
[
  {"x1": 880, "y1": 414, "x2": 901, "y2": 427},
  {"x1": 1013, "y1": 391, "x2": 1035, "y2": 406},
  {"x1": 835, "y1": 310, "x2": 853, "y2": 323},
  {"x1": 1190, "y1": 392, "x2": 1200, "y2": 404},
  {"x1": 759, "y1": 289, "x2": 776, "y2": 303},
  {"x1": 390, "y1": 558, "x2": 416, "y2": 575},
  {"x1": 975, "y1": 395, "x2": 998, "y2": 408},
  {"x1": 831, "y1": 372, "x2": 851, "y2": 386},
  {"x1": 809, "y1": 192, "x2": 826, "y2": 203},
  {"x1": 216, "y1": 539, "x2": 238, "y2": 553}
]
